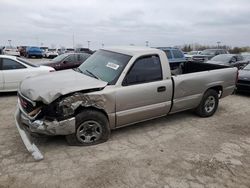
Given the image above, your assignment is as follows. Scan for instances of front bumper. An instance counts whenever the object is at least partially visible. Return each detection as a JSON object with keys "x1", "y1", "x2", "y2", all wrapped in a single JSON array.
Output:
[
  {"x1": 15, "y1": 107, "x2": 76, "y2": 161},
  {"x1": 15, "y1": 109, "x2": 44, "y2": 160}
]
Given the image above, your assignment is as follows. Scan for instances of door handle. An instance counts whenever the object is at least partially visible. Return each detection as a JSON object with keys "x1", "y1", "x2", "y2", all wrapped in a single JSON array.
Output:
[{"x1": 157, "y1": 86, "x2": 166, "y2": 92}]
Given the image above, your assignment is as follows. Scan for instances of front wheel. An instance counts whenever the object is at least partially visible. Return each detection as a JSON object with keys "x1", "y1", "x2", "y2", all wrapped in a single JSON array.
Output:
[
  {"x1": 66, "y1": 110, "x2": 110, "y2": 146},
  {"x1": 195, "y1": 89, "x2": 219, "y2": 117}
]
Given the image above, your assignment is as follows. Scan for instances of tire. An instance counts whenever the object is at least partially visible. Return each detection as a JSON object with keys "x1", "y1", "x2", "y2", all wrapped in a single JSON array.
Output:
[
  {"x1": 66, "y1": 110, "x2": 110, "y2": 146},
  {"x1": 195, "y1": 89, "x2": 219, "y2": 117}
]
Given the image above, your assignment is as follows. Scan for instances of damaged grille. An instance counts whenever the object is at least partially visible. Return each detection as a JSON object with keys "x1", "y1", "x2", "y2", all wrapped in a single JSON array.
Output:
[{"x1": 18, "y1": 93, "x2": 37, "y2": 114}]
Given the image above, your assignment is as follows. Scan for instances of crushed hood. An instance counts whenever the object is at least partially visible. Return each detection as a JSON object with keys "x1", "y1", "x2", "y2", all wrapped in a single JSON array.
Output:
[{"x1": 19, "y1": 69, "x2": 108, "y2": 104}]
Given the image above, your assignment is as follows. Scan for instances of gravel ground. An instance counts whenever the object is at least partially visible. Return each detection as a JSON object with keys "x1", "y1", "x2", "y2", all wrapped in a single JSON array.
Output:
[
  {"x1": 0, "y1": 92, "x2": 250, "y2": 188},
  {"x1": 0, "y1": 58, "x2": 250, "y2": 187}
]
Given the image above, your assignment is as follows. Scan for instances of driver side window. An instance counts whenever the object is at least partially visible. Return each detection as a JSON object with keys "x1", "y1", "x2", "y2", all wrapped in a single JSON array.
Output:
[
  {"x1": 123, "y1": 55, "x2": 162, "y2": 86},
  {"x1": 1, "y1": 58, "x2": 26, "y2": 70}
]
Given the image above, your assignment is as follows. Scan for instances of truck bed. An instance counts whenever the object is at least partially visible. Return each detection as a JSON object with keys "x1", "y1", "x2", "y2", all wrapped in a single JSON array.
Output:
[
  {"x1": 172, "y1": 61, "x2": 229, "y2": 75},
  {"x1": 170, "y1": 62, "x2": 237, "y2": 113}
]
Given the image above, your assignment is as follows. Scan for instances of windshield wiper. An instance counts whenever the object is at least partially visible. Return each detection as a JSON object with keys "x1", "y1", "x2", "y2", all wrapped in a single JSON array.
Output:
[{"x1": 85, "y1": 69, "x2": 100, "y2": 80}]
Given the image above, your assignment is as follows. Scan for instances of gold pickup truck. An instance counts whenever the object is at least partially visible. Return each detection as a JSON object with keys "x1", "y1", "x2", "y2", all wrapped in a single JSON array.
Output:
[{"x1": 15, "y1": 46, "x2": 238, "y2": 160}]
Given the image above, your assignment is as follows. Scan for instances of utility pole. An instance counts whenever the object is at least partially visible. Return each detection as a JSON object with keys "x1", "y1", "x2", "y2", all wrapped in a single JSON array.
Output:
[
  {"x1": 72, "y1": 33, "x2": 75, "y2": 49},
  {"x1": 87, "y1": 41, "x2": 91, "y2": 49},
  {"x1": 217, "y1": 41, "x2": 221, "y2": 49},
  {"x1": 8, "y1": 40, "x2": 11, "y2": 46},
  {"x1": 145, "y1": 41, "x2": 149, "y2": 47}
]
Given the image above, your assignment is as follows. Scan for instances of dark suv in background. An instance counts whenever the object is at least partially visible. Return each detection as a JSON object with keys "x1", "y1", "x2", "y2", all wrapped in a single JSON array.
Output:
[
  {"x1": 192, "y1": 49, "x2": 229, "y2": 63},
  {"x1": 42, "y1": 52, "x2": 90, "y2": 71},
  {"x1": 156, "y1": 47, "x2": 186, "y2": 69}
]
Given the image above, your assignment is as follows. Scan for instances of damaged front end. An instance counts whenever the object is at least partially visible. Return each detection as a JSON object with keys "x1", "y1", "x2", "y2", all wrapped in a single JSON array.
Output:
[
  {"x1": 17, "y1": 92, "x2": 76, "y2": 136},
  {"x1": 15, "y1": 92, "x2": 77, "y2": 161},
  {"x1": 15, "y1": 91, "x2": 107, "y2": 161}
]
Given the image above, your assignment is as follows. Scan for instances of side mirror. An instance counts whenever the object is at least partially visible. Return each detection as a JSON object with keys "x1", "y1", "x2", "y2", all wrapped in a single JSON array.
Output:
[{"x1": 63, "y1": 61, "x2": 68, "y2": 64}]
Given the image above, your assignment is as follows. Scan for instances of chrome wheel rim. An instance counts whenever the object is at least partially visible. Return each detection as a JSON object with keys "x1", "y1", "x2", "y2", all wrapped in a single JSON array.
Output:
[
  {"x1": 204, "y1": 96, "x2": 216, "y2": 113},
  {"x1": 76, "y1": 121, "x2": 102, "y2": 143}
]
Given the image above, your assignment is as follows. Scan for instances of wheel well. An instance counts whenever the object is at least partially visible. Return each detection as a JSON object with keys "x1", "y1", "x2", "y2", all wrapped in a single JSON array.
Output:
[
  {"x1": 208, "y1": 86, "x2": 223, "y2": 97},
  {"x1": 74, "y1": 106, "x2": 109, "y2": 121}
]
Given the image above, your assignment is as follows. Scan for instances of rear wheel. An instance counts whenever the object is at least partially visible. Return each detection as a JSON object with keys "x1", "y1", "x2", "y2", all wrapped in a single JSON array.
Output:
[
  {"x1": 195, "y1": 89, "x2": 219, "y2": 117},
  {"x1": 66, "y1": 110, "x2": 110, "y2": 146}
]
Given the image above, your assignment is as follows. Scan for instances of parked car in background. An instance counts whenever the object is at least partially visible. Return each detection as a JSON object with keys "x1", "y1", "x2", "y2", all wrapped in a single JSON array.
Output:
[
  {"x1": 236, "y1": 63, "x2": 250, "y2": 93},
  {"x1": 18, "y1": 46, "x2": 28, "y2": 57},
  {"x1": 44, "y1": 49, "x2": 58, "y2": 58},
  {"x1": 0, "y1": 55, "x2": 54, "y2": 92},
  {"x1": 26, "y1": 47, "x2": 43, "y2": 58},
  {"x1": 75, "y1": 48, "x2": 93, "y2": 54},
  {"x1": 40, "y1": 47, "x2": 48, "y2": 57},
  {"x1": 156, "y1": 47, "x2": 186, "y2": 69},
  {"x1": 65, "y1": 48, "x2": 75, "y2": 53},
  {"x1": 206, "y1": 54, "x2": 248, "y2": 69},
  {"x1": 2, "y1": 46, "x2": 20, "y2": 56},
  {"x1": 192, "y1": 49, "x2": 229, "y2": 63},
  {"x1": 57, "y1": 48, "x2": 66, "y2": 55},
  {"x1": 184, "y1": 51, "x2": 202, "y2": 61},
  {"x1": 42, "y1": 53, "x2": 90, "y2": 71},
  {"x1": 241, "y1": 52, "x2": 250, "y2": 62}
]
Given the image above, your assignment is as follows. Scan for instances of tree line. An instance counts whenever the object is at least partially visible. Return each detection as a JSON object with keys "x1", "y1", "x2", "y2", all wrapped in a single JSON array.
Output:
[{"x1": 181, "y1": 44, "x2": 250, "y2": 54}]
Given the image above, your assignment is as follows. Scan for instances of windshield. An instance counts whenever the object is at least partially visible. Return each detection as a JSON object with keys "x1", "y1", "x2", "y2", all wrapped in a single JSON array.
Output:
[
  {"x1": 78, "y1": 50, "x2": 131, "y2": 85},
  {"x1": 51, "y1": 53, "x2": 69, "y2": 62},
  {"x1": 201, "y1": 50, "x2": 216, "y2": 55},
  {"x1": 244, "y1": 64, "x2": 250, "y2": 70},
  {"x1": 211, "y1": 55, "x2": 233, "y2": 62},
  {"x1": 17, "y1": 58, "x2": 38, "y2": 67}
]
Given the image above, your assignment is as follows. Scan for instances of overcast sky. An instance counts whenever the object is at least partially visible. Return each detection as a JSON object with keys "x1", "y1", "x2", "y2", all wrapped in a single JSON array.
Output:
[{"x1": 1, "y1": 0, "x2": 250, "y2": 49}]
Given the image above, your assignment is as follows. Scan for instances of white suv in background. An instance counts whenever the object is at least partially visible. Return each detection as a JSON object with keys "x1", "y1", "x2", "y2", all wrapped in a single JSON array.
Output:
[{"x1": 2, "y1": 46, "x2": 20, "y2": 56}]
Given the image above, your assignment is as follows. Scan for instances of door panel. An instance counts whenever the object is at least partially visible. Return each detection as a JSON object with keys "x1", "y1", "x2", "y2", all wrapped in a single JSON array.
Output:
[
  {"x1": 3, "y1": 69, "x2": 30, "y2": 91},
  {"x1": 1, "y1": 58, "x2": 28, "y2": 91},
  {"x1": 115, "y1": 79, "x2": 173, "y2": 127},
  {"x1": 0, "y1": 71, "x2": 4, "y2": 90}
]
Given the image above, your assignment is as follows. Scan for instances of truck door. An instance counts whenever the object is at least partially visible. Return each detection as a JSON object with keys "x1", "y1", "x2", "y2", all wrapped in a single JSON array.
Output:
[{"x1": 115, "y1": 55, "x2": 173, "y2": 127}]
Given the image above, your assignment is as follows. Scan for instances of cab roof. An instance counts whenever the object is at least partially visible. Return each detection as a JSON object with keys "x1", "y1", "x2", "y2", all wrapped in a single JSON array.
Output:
[{"x1": 102, "y1": 46, "x2": 163, "y2": 56}]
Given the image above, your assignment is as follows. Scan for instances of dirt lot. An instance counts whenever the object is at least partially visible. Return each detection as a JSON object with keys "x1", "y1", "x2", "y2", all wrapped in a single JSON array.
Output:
[
  {"x1": 0, "y1": 92, "x2": 249, "y2": 188},
  {"x1": 0, "y1": 57, "x2": 250, "y2": 188}
]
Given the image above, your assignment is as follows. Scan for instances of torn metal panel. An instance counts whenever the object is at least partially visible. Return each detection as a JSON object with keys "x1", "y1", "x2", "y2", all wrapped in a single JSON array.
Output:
[
  {"x1": 58, "y1": 92, "x2": 107, "y2": 116},
  {"x1": 19, "y1": 69, "x2": 107, "y2": 104},
  {"x1": 20, "y1": 112, "x2": 76, "y2": 135}
]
